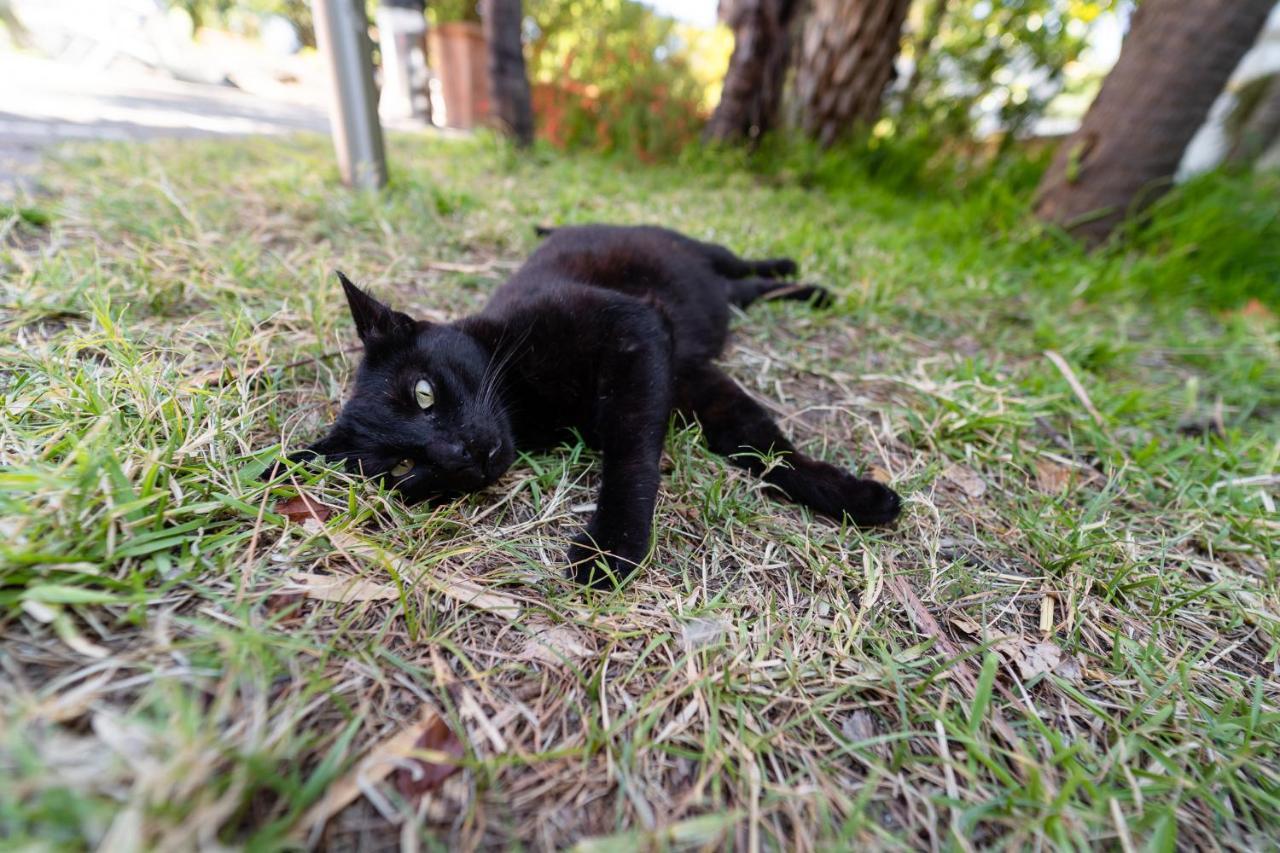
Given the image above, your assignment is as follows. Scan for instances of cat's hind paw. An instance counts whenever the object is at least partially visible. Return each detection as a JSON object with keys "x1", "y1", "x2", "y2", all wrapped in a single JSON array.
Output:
[
  {"x1": 781, "y1": 470, "x2": 902, "y2": 527},
  {"x1": 841, "y1": 478, "x2": 902, "y2": 526},
  {"x1": 801, "y1": 284, "x2": 834, "y2": 309}
]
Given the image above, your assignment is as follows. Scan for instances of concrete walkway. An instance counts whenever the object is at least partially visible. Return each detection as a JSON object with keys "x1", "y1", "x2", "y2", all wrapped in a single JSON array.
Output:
[{"x1": 0, "y1": 52, "x2": 330, "y2": 199}]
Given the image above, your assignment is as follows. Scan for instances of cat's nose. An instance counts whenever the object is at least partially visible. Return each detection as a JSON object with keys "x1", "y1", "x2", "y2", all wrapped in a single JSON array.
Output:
[
  {"x1": 465, "y1": 437, "x2": 501, "y2": 462},
  {"x1": 438, "y1": 442, "x2": 473, "y2": 472}
]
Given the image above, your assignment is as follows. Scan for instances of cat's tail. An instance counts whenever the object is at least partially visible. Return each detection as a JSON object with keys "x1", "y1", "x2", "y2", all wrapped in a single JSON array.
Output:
[{"x1": 533, "y1": 225, "x2": 557, "y2": 238}]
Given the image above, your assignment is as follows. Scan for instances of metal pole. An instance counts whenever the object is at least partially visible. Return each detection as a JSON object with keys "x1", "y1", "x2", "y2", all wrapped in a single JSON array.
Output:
[{"x1": 312, "y1": 0, "x2": 387, "y2": 189}]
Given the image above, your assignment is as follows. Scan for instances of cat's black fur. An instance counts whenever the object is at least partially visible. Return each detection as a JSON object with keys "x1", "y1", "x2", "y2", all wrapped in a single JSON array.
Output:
[{"x1": 282, "y1": 225, "x2": 901, "y2": 587}]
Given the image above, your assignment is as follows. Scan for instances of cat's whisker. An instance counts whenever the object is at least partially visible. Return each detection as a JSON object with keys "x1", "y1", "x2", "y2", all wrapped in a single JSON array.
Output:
[
  {"x1": 478, "y1": 324, "x2": 531, "y2": 413},
  {"x1": 484, "y1": 325, "x2": 527, "y2": 395}
]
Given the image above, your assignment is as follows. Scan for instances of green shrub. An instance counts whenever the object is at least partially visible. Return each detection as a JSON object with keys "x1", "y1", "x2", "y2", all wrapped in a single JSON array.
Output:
[{"x1": 525, "y1": 0, "x2": 724, "y2": 160}]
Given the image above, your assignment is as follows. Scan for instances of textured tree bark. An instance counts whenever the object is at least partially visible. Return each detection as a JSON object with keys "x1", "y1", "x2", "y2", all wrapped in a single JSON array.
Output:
[
  {"x1": 482, "y1": 0, "x2": 534, "y2": 146},
  {"x1": 705, "y1": 0, "x2": 805, "y2": 145},
  {"x1": 793, "y1": 0, "x2": 911, "y2": 147},
  {"x1": 1034, "y1": 0, "x2": 1274, "y2": 245}
]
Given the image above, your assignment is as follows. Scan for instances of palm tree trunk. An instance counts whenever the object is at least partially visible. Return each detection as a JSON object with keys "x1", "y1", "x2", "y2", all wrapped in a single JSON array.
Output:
[
  {"x1": 793, "y1": 0, "x2": 912, "y2": 147},
  {"x1": 1034, "y1": 0, "x2": 1274, "y2": 245},
  {"x1": 705, "y1": 0, "x2": 805, "y2": 145},
  {"x1": 482, "y1": 0, "x2": 534, "y2": 146}
]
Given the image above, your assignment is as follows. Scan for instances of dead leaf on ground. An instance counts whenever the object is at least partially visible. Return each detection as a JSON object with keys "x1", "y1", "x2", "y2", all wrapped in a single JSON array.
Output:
[
  {"x1": 1034, "y1": 459, "x2": 1075, "y2": 494},
  {"x1": 949, "y1": 616, "x2": 983, "y2": 636},
  {"x1": 1054, "y1": 653, "x2": 1083, "y2": 683},
  {"x1": 991, "y1": 634, "x2": 1079, "y2": 681},
  {"x1": 983, "y1": 630, "x2": 1064, "y2": 676},
  {"x1": 521, "y1": 623, "x2": 594, "y2": 664},
  {"x1": 841, "y1": 710, "x2": 876, "y2": 744},
  {"x1": 263, "y1": 589, "x2": 307, "y2": 619},
  {"x1": 942, "y1": 463, "x2": 986, "y2": 498},
  {"x1": 839, "y1": 709, "x2": 890, "y2": 757},
  {"x1": 296, "y1": 708, "x2": 464, "y2": 839},
  {"x1": 1016, "y1": 641, "x2": 1063, "y2": 679},
  {"x1": 275, "y1": 494, "x2": 333, "y2": 525},
  {"x1": 393, "y1": 714, "x2": 467, "y2": 800},
  {"x1": 285, "y1": 572, "x2": 399, "y2": 603},
  {"x1": 991, "y1": 633, "x2": 1026, "y2": 663},
  {"x1": 681, "y1": 616, "x2": 731, "y2": 652}
]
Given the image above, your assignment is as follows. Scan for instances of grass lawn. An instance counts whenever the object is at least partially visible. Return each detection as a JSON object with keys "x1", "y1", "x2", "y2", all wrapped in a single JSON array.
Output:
[{"x1": 2, "y1": 133, "x2": 1278, "y2": 850}]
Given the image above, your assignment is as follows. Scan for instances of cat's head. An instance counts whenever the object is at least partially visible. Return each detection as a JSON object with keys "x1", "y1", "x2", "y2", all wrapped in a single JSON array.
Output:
[{"x1": 301, "y1": 273, "x2": 516, "y2": 502}]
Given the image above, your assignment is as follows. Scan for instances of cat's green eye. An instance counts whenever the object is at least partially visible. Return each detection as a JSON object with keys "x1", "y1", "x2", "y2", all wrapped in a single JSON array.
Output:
[
  {"x1": 414, "y1": 379, "x2": 434, "y2": 410},
  {"x1": 390, "y1": 459, "x2": 414, "y2": 477}
]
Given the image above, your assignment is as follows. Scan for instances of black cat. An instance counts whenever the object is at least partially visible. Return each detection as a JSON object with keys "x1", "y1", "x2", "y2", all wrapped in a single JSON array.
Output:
[{"x1": 279, "y1": 225, "x2": 901, "y2": 588}]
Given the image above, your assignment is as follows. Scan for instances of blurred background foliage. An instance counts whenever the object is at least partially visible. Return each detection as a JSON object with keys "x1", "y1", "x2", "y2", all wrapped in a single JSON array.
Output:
[
  {"x1": 157, "y1": 0, "x2": 1278, "y2": 309},
  {"x1": 169, "y1": 0, "x2": 730, "y2": 158},
  {"x1": 428, "y1": 0, "x2": 481, "y2": 22},
  {"x1": 893, "y1": 0, "x2": 1118, "y2": 146},
  {"x1": 169, "y1": 0, "x2": 1120, "y2": 164},
  {"x1": 172, "y1": 0, "x2": 318, "y2": 44},
  {"x1": 525, "y1": 0, "x2": 731, "y2": 159}
]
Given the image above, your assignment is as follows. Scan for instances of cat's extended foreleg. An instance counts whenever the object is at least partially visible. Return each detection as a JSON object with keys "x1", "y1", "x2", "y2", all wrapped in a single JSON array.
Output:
[
  {"x1": 568, "y1": 309, "x2": 674, "y2": 589},
  {"x1": 260, "y1": 431, "x2": 348, "y2": 481},
  {"x1": 677, "y1": 365, "x2": 900, "y2": 525}
]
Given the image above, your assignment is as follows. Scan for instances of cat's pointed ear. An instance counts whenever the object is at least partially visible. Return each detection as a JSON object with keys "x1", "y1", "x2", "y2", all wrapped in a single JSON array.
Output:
[{"x1": 337, "y1": 271, "x2": 416, "y2": 345}]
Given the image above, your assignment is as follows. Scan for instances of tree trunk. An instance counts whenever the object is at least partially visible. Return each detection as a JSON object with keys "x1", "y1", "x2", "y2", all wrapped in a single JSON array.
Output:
[
  {"x1": 705, "y1": 0, "x2": 804, "y2": 145},
  {"x1": 482, "y1": 0, "x2": 534, "y2": 146},
  {"x1": 794, "y1": 0, "x2": 911, "y2": 147},
  {"x1": 1034, "y1": 0, "x2": 1274, "y2": 245}
]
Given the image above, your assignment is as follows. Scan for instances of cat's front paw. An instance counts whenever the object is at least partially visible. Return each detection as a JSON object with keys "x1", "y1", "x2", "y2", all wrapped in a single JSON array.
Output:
[
  {"x1": 260, "y1": 449, "x2": 319, "y2": 482},
  {"x1": 567, "y1": 533, "x2": 644, "y2": 590}
]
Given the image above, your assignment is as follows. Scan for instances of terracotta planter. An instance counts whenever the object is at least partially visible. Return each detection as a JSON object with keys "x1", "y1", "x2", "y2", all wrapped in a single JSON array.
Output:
[{"x1": 428, "y1": 21, "x2": 489, "y2": 129}]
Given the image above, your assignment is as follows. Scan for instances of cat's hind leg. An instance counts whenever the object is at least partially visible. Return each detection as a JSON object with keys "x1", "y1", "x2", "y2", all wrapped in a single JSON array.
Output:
[
  {"x1": 728, "y1": 278, "x2": 833, "y2": 309},
  {"x1": 676, "y1": 364, "x2": 900, "y2": 526},
  {"x1": 691, "y1": 239, "x2": 798, "y2": 280}
]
